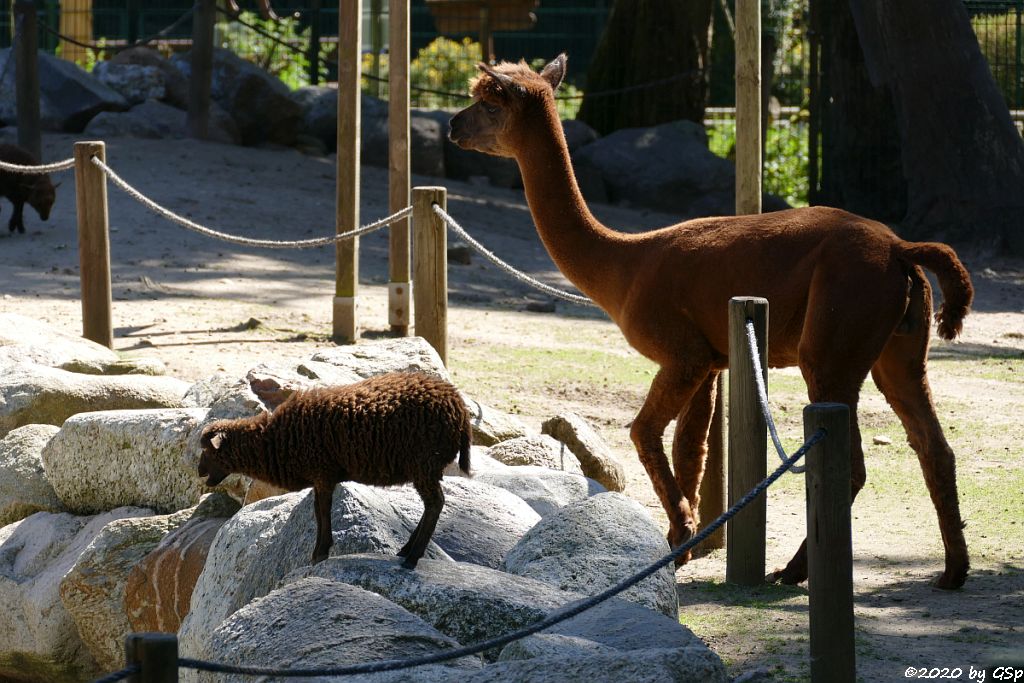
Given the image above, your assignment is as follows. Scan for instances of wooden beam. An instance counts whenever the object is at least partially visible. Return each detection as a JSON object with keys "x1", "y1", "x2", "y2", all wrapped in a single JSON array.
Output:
[
  {"x1": 389, "y1": 0, "x2": 411, "y2": 335},
  {"x1": 334, "y1": 0, "x2": 362, "y2": 342},
  {"x1": 735, "y1": 0, "x2": 762, "y2": 215}
]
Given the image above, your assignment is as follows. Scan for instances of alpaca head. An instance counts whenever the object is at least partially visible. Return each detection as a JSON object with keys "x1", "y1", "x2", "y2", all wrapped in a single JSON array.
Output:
[{"x1": 448, "y1": 53, "x2": 567, "y2": 158}]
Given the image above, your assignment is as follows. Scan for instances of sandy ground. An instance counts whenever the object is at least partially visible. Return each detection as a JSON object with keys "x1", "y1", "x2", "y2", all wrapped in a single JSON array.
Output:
[{"x1": 1, "y1": 130, "x2": 1022, "y2": 682}]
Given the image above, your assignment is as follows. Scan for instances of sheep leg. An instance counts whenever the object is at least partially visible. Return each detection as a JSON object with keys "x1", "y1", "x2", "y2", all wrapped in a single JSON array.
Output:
[
  {"x1": 311, "y1": 484, "x2": 334, "y2": 564},
  {"x1": 401, "y1": 480, "x2": 444, "y2": 569},
  {"x1": 397, "y1": 520, "x2": 421, "y2": 558},
  {"x1": 9, "y1": 201, "x2": 24, "y2": 233}
]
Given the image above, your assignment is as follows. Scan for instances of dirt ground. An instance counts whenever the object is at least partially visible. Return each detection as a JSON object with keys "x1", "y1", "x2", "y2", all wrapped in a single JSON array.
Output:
[{"x1": 1, "y1": 131, "x2": 1022, "y2": 682}]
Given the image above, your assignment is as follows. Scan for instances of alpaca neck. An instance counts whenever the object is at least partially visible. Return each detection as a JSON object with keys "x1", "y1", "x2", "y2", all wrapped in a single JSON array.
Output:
[{"x1": 514, "y1": 105, "x2": 633, "y2": 315}]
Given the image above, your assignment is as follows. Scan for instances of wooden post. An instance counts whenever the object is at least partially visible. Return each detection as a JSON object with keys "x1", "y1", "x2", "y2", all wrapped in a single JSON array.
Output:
[
  {"x1": 187, "y1": 0, "x2": 216, "y2": 140},
  {"x1": 726, "y1": 296, "x2": 768, "y2": 585},
  {"x1": 125, "y1": 632, "x2": 179, "y2": 683},
  {"x1": 413, "y1": 187, "x2": 447, "y2": 366},
  {"x1": 698, "y1": 373, "x2": 726, "y2": 552},
  {"x1": 334, "y1": 0, "x2": 361, "y2": 342},
  {"x1": 58, "y1": 0, "x2": 92, "y2": 65},
  {"x1": 74, "y1": 141, "x2": 113, "y2": 349},
  {"x1": 389, "y1": 0, "x2": 411, "y2": 336},
  {"x1": 804, "y1": 403, "x2": 855, "y2": 683},
  {"x1": 735, "y1": 0, "x2": 762, "y2": 215},
  {"x1": 14, "y1": 0, "x2": 41, "y2": 162},
  {"x1": 369, "y1": 0, "x2": 384, "y2": 98},
  {"x1": 306, "y1": 0, "x2": 322, "y2": 86}
]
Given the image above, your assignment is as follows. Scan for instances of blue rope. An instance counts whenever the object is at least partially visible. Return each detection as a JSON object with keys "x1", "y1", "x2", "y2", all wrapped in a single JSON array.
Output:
[{"x1": 175, "y1": 428, "x2": 825, "y2": 678}]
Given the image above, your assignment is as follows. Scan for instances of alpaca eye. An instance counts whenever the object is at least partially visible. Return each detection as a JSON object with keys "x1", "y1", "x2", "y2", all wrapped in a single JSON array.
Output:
[{"x1": 484, "y1": 104, "x2": 499, "y2": 115}]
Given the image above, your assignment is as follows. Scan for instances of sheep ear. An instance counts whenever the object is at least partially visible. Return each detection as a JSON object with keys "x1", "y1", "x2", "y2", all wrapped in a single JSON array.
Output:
[
  {"x1": 540, "y1": 53, "x2": 567, "y2": 91},
  {"x1": 52, "y1": 181, "x2": 62, "y2": 190},
  {"x1": 205, "y1": 431, "x2": 226, "y2": 450}
]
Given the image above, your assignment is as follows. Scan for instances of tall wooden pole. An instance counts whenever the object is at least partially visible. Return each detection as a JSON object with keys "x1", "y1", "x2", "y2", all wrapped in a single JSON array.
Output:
[
  {"x1": 187, "y1": 0, "x2": 215, "y2": 140},
  {"x1": 14, "y1": 0, "x2": 41, "y2": 162},
  {"x1": 306, "y1": 0, "x2": 322, "y2": 86},
  {"x1": 74, "y1": 142, "x2": 113, "y2": 349},
  {"x1": 804, "y1": 403, "x2": 855, "y2": 683},
  {"x1": 335, "y1": 0, "x2": 361, "y2": 342},
  {"x1": 735, "y1": 0, "x2": 762, "y2": 215},
  {"x1": 726, "y1": 296, "x2": 768, "y2": 585},
  {"x1": 413, "y1": 187, "x2": 447, "y2": 365},
  {"x1": 389, "y1": 0, "x2": 411, "y2": 336}
]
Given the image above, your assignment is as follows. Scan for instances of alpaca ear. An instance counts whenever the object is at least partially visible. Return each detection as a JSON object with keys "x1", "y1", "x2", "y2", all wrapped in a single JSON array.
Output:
[
  {"x1": 478, "y1": 62, "x2": 523, "y2": 96},
  {"x1": 540, "y1": 53, "x2": 567, "y2": 91}
]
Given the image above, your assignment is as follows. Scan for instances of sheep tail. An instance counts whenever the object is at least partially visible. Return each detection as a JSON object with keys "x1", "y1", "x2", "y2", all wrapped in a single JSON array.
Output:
[
  {"x1": 897, "y1": 241, "x2": 974, "y2": 340},
  {"x1": 459, "y1": 421, "x2": 472, "y2": 476}
]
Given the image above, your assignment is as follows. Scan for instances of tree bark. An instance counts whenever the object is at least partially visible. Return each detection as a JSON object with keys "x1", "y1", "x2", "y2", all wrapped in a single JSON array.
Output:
[
  {"x1": 577, "y1": 0, "x2": 713, "y2": 135},
  {"x1": 849, "y1": 0, "x2": 1024, "y2": 253}
]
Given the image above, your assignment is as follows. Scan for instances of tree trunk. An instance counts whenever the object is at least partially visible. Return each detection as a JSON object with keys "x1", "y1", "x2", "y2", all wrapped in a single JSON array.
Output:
[
  {"x1": 849, "y1": 0, "x2": 1024, "y2": 253},
  {"x1": 577, "y1": 0, "x2": 713, "y2": 135}
]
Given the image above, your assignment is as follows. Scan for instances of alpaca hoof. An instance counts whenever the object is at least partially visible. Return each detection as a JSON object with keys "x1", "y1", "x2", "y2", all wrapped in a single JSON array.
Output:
[
  {"x1": 768, "y1": 566, "x2": 807, "y2": 586},
  {"x1": 933, "y1": 567, "x2": 968, "y2": 590},
  {"x1": 673, "y1": 549, "x2": 693, "y2": 567}
]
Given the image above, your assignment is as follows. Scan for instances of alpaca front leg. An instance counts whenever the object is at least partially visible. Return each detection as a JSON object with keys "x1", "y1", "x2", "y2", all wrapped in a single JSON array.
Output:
[{"x1": 311, "y1": 485, "x2": 335, "y2": 564}]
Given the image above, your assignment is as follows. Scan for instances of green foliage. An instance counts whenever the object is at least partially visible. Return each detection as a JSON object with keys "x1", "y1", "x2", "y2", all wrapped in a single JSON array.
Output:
[
  {"x1": 216, "y1": 11, "x2": 325, "y2": 90},
  {"x1": 407, "y1": 37, "x2": 482, "y2": 108},
  {"x1": 971, "y1": 10, "x2": 1024, "y2": 108}
]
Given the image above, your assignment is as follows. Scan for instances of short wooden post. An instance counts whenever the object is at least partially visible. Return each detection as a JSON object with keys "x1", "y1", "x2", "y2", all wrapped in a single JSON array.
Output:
[
  {"x1": 726, "y1": 296, "x2": 768, "y2": 585},
  {"x1": 125, "y1": 632, "x2": 178, "y2": 683},
  {"x1": 14, "y1": 0, "x2": 41, "y2": 161},
  {"x1": 74, "y1": 141, "x2": 113, "y2": 349},
  {"x1": 306, "y1": 0, "x2": 322, "y2": 86},
  {"x1": 804, "y1": 403, "x2": 855, "y2": 683},
  {"x1": 187, "y1": 0, "x2": 216, "y2": 140},
  {"x1": 735, "y1": 0, "x2": 762, "y2": 215},
  {"x1": 413, "y1": 187, "x2": 447, "y2": 366},
  {"x1": 388, "y1": 0, "x2": 411, "y2": 336},
  {"x1": 334, "y1": 0, "x2": 361, "y2": 342},
  {"x1": 698, "y1": 374, "x2": 726, "y2": 552},
  {"x1": 58, "y1": 0, "x2": 92, "y2": 65}
]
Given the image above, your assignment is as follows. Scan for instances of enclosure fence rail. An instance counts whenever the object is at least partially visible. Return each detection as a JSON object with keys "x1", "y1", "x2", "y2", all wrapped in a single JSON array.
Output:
[
  {"x1": 35, "y1": 7, "x2": 197, "y2": 54},
  {"x1": 92, "y1": 425, "x2": 825, "y2": 682},
  {"x1": 0, "y1": 156, "x2": 76, "y2": 174}
]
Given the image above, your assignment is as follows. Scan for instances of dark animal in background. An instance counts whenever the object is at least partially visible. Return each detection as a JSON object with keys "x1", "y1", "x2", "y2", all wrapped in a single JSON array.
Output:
[
  {"x1": 198, "y1": 372, "x2": 472, "y2": 569},
  {"x1": 0, "y1": 144, "x2": 57, "y2": 234}
]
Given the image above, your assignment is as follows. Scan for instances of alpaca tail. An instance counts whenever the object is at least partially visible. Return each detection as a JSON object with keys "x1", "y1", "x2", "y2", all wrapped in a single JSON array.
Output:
[
  {"x1": 458, "y1": 420, "x2": 472, "y2": 476},
  {"x1": 897, "y1": 241, "x2": 974, "y2": 340}
]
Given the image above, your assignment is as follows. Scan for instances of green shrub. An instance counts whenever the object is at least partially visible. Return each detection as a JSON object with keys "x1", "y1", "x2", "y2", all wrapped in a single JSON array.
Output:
[{"x1": 216, "y1": 11, "x2": 325, "y2": 90}]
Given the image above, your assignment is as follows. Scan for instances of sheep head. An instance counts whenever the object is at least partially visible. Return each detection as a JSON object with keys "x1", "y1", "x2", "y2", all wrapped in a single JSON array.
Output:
[{"x1": 198, "y1": 426, "x2": 231, "y2": 487}]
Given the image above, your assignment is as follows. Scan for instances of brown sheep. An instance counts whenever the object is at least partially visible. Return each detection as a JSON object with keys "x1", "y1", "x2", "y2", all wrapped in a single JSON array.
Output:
[
  {"x1": 0, "y1": 144, "x2": 57, "y2": 234},
  {"x1": 198, "y1": 372, "x2": 472, "y2": 569}
]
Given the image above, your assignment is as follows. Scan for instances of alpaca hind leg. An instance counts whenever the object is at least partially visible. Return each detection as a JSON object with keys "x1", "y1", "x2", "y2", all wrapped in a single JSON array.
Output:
[
  {"x1": 631, "y1": 363, "x2": 711, "y2": 563},
  {"x1": 311, "y1": 484, "x2": 335, "y2": 564},
  {"x1": 401, "y1": 480, "x2": 444, "y2": 569},
  {"x1": 871, "y1": 337, "x2": 969, "y2": 589},
  {"x1": 672, "y1": 371, "x2": 719, "y2": 528}
]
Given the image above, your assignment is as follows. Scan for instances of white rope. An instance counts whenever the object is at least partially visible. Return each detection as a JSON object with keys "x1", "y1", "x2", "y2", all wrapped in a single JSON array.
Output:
[
  {"x1": 432, "y1": 203, "x2": 596, "y2": 308},
  {"x1": 0, "y1": 157, "x2": 76, "y2": 174},
  {"x1": 91, "y1": 155, "x2": 410, "y2": 249},
  {"x1": 745, "y1": 319, "x2": 805, "y2": 474}
]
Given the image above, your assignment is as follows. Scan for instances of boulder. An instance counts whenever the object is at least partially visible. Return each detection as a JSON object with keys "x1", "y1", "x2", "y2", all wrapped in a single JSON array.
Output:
[
  {"x1": 0, "y1": 362, "x2": 191, "y2": 438},
  {"x1": 0, "y1": 424, "x2": 63, "y2": 526},
  {"x1": 382, "y1": 477, "x2": 540, "y2": 569},
  {"x1": 124, "y1": 511, "x2": 234, "y2": 634},
  {"x1": 178, "y1": 484, "x2": 450, "y2": 658},
  {"x1": 562, "y1": 119, "x2": 599, "y2": 153},
  {"x1": 171, "y1": 47, "x2": 301, "y2": 146},
  {"x1": 92, "y1": 62, "x2": 165, "y2": 105},
  {"x1": 502, "y1": 493, "x2": 677, "y2": 617},
  {"x1": 187, "y1": 578, "x2": 479, "y2": 683},
  {"x1": 109, "y1": 46, "x2": 189, "y2": 109},
  {"x1": 0, "y1": 48, "x2": 127, "y2": 131},
  {"x1": 473, "y1": 466, "x2": 604, "y2": 518},
  {"x1": 541, "y1": 413, "x2": 626, "y2": 492},
  {"x1": 294, "y1": 359, "x2": 364, "y2": 386},
  {"x1": 411, "y1": 111, "x2": 446, "y2": 177},
  {"x1": 308, "y1": 336, "x2": 450, "y2": 381},
  {"x1": 0, "y1": 313, "x2": 118, "y2": 371},
  {"x1": 487, "y1": 435, "x2": 584, "y2": 475},
  {"x1": 461, "y1": 394, "x2": 529, "y2": 446},
  {"x1": 497, "y1": 633, "x2": 616, "y2": 660},
  {"x1": 41, "y1": 407, "x2": 209, "y2": 514},
  {"x1": 464, "y1": 647, "x2": 727, "y2": 682},
  {"x1": 59, "y1": 507, "x2": 197, "y2": 671},
  {"x1": 0, "y1": 507, "x2": 152, "y2": 681},
  {"x1": 182, "y1": 372, "x2": 265, "y2": 419},
  {"x1": 59, "y1": 357, "x2": 167, "y2": 376},
  {"x1": 84, "y1": 99, "x2": 240, "y2": 145}
]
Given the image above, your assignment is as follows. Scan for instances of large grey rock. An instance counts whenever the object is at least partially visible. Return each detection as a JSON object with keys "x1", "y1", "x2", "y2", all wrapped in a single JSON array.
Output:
[
  {"x1": 109, "y1": 46, "x2": 189, "y2": 109},
  {"x1": 487, "y1": 435, "x2": 584, "y2": 475},
  {"x1": 382, "y1": 477, "x2": 540, "y2": 568},
  {"x1": 92, "y1": 62, "x2": 165, "y2": 105},
  {"x1": 0, "y1": 313, "x2": 118, "y2": 371},
  {"x1": 0, "y1": 362, "x2": 191, "y2": 438},
  {"x1": 84, "y1": 98, "x2": 240, "y2": 145},
  {"x1": 309, "y1": 337, "x2": 450, "y2": 381},
  {"x1": 171, "y1": 47, "x2": 301, "y2": 146},
  {"x1": 473, "y1": 466, "x2": 604, "y2": 518},
  {"x1": 178, "y1": 484, "x2": 450, "y2": 658},
  {"x1": 0, "y1": 48, "x2": 127, "y2": 131},
  {"x1": 188, "y1": 578, "x2": 480, "y2": 683},
  {"x1": 0, "y1": 424, "x2": 63, "y2": 526},
  {"x1": 41, "y1": 408, "x2": 209, "y2": 514},
  {"x1": 572, "y1": 119, "x2": 787, "y2": 218},
  {"x1": 59, "y1": 507, "x2": 195, "y2": 671},
  {"x1": 503, "y1": 493, "x2": 677, "y2": 617},
  {"x1": 465, "y1": 647, "x2": 727, "y2": 682},
  {"x1": 541, "y1": 413, "x2": 626, "y2": 492},
  {"x1": 461, "y1": 394, "x2": 529, "y2": 446},
  {"x1": 0, "y1": 507, "x2": 151, "y2": 681},
  {"x1": 182, "y1": 373, "x2": 264, "y2": 418}
]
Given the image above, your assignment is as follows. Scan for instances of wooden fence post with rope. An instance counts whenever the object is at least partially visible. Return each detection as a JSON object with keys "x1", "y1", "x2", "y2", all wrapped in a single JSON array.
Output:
[
  {"x1": 413, "y1": 186, "x2": 448, "y2": 366},
  {"x1": 74, "y1": 141, "x2": 113, "y2": 350}
]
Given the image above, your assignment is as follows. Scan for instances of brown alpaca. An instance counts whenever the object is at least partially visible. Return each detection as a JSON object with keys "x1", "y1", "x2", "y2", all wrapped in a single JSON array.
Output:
[{"x1": 449, "y1": 54, "x2": 974, "y2": 589}]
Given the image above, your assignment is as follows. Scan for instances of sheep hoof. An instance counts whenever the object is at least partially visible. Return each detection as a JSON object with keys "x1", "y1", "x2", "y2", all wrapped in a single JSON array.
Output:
[
  {"x1": 400, "y1": 556, "x2": 419, "y2": 570},
  {"x1": 311, "y1": 552, "x2": 328, "y2": 565}
]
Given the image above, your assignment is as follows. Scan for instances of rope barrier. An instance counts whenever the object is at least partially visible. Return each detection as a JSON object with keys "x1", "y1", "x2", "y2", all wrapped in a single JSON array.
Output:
[
  {"x1": 432, "y1": 204, "x2": 597, "y2": 308},
  {"x1": 90, "y1": 155, "x2": 411, "y2": 249},
  {"x1": 36, "y1": 7, "x2": 195, "y2": 54},
  {"x1": 0, "y1": 156, "x2": 76, "y2": 174},
  {"x1": 89, "y1": 664, "x2": 138, "y2": 683},
  {"x1": 745, "y1": 318, "x2": 806, "y2": 474},
  {"x1": 162, "y1": 428, "x2": 824, "y2": 679}
]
